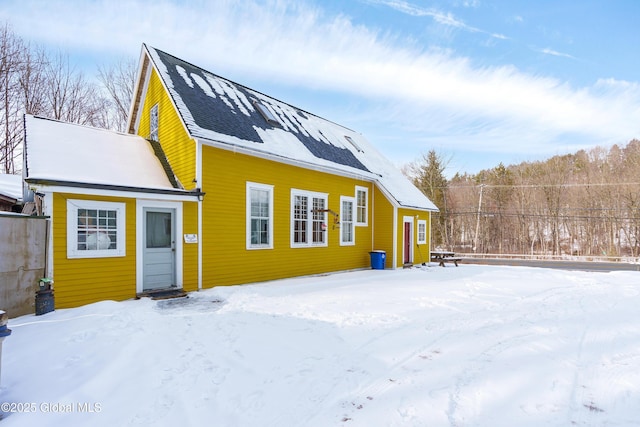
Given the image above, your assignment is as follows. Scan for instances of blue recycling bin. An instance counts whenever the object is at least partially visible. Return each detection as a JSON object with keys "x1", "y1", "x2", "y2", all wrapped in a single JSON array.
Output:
[{"x1": 369, "y1": 250, "x2": 386, "y2": 270}]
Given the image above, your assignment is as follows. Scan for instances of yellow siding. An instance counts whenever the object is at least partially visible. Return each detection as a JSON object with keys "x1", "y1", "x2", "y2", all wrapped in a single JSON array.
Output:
[
  {"x1": 372, "y1": 185, "x2": 395, "y2": 268},
  {"x1": 201, "y1": 145, "x2": 375, "y2": 287},
  {"x1": 52, "y1": 193, "x2": 199, "y2": 308},
  {"x1": 137, "y1": 68, "x2": 197, "y2": 190},
  {"x1": 397, "y1": 207, "x2": 432, "y2": 268},
  {"x1": 52, "y1": 193, "x2": 137, "y2": 308},
  {"x1": 371, "y1": 191, "x2": 433, "y2": 268},
  {"x1": 182, "y1": 201, "x2": 199, "y2": 292}
]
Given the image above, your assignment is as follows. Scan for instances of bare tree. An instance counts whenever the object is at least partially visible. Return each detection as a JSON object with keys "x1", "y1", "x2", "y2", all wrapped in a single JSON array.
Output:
[
  {"x1": 1, "y1": 26, "x2": 118, "y2": 173},
  {"x1": 0, "y1": 24, "x2": 26, "y2": 173},
  {"x1": 44, "y1": 51, "x2": 106, "y2": 126},
  {"x1": 485, "y1": 163, "x2": 514, "y2": 253},
  {"x1": 441, "y1": 140, "x2": 640, "y2": 259},
  {"x1": 18, "y1": 44, "x2": 48, "y2": 117},
  {"x1": 98, "y1": 57, "x2": 136, "y2": 132},
  {"x1": 446, "y1": 173, "x2": 478, "y2": 252},
  {"x1": 0, "y1": 23, "x2": 140, "y2": 174}
]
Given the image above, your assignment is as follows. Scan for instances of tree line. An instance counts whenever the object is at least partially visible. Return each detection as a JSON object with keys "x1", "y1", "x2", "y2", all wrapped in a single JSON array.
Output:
[
  {"x1": 410, "y1": 141, "x2": 640, "y2": 259},
  {"x1": 0, "y1": 24, "x2": 135, "y2": 173}
]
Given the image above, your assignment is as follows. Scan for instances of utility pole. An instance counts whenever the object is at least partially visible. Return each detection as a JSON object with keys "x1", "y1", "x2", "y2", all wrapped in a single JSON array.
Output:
[{"x1": 473, "y1": 184, "x2": 485, "y2": 253}]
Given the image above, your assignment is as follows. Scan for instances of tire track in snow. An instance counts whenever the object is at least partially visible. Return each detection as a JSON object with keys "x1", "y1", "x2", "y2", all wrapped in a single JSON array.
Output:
[
  {"x1": 445, "y1": 328, "x2": 539, "y2": 426},
  {"x1": 443, "y1": 279, "x2": 588, "y2": 426},
  {"x1": 565, "y1": 285, "x2": 640, "y2": 426}
]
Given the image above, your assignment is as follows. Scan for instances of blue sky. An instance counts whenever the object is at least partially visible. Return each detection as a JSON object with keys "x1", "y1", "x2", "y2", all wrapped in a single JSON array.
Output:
[{"x1": 2, "y1": 0, "x2": 639, "y2": 176}]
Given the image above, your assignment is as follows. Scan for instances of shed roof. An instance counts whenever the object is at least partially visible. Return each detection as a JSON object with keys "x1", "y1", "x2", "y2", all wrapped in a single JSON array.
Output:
[
  {"x1": 23, "y1": 115, "x2": 186, "y2": 195},
  {"x1": 139, "y1": 45, "x2": 437, "y2": 211},
  {"x1": 0, "y1": 173, "x2": 22, "y2": 202}
]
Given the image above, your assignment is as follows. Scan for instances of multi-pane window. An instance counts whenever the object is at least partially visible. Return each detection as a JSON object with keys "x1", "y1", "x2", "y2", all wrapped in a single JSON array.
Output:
[
  {"x1": 418, "y1": 220, "x2": 427, "y2": 245},
  {"x1": 247, "y1": 182, "x2": 273, "y2": 249},
  {"x1": 250, "y1": 189, "x2": 270, "y2": 245},
  {"x1": 291, "y1": 190, "x2": 327, "y2": 247},
  {"x1": 312, "y1": 197, "x2": 326, "y2": 244},
  {"x1": 77, "y1": 209, "x2": 118, "y2": 250},
  {"x1": 293, "y1": 194, "x2": 308, "y2": 244},
  {"x1": 355, "y1": 186, "x2": 368, "y2": 225},
  {"x1": 340, "y1": 196, "x2": 355, "y2": 245},
  {"x1": 149, "y1": 104, "x2": 159, "y2": 141},
  {"x1": 67, "y1": 200, "x2": 125, "y2": 258}
]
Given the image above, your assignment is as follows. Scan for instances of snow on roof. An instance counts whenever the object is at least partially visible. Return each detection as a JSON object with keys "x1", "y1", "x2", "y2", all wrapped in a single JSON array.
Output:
[
  {"x1": 0, "y1": 173, "x2": 22, "y2": 201},
  {"x1": 24, "y1": 115, "x2": 177, "y2": 191},
  {"x1": 145, "y1": 45, "x2": 437, "y2": 211}
]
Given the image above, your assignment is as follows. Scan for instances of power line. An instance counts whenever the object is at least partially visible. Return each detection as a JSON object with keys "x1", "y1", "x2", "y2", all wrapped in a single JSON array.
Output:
[
  {"x1": 445, "y1": 206, "x2": 640, "y2": 213},
  {"x1": 447, "y1": 182, "x2": 640, "y2": 189},
  {"x1": 442, "y1": 211, "x2": 640, "y2": 221}
]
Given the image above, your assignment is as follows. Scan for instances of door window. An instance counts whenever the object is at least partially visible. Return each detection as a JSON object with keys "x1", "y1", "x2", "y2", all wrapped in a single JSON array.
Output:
[{"x1": 146, "y1": 211, "x2": 172, "y2": 248}]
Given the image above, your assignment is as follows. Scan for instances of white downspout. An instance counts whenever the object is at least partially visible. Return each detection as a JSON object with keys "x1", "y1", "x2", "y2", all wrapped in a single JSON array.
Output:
[
  {"x1": 370, "y1": 183, "x2": 374, "y2": 252},
  {"x1": 392, "y1": 206, "x2": 398, "y2": 269},
  {"x1": 43, "y1": 192, "x2": 54, "y2": 279},
  {"x1": 428, "y1": 210, "x2": 432, "y2": 257},
  {"x1": 196, "y1": 140, "x2": 203, "y2": 291}
]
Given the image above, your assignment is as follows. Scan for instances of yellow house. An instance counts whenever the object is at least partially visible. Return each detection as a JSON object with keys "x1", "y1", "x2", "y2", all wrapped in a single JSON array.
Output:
[{"x1": 23, "y1": 44, "x2": 438, "y2": 309}]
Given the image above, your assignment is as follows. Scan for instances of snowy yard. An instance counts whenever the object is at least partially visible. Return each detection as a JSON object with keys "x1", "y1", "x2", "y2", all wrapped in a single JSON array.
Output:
[{"x1": 1, "y1": 264, "x2": 639, "y2": 426}]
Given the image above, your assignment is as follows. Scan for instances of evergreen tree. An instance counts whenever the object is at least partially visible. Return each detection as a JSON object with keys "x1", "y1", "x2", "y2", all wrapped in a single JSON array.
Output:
[{"x1": 414, "y1": 150, "x2": 449, "y2": 247}]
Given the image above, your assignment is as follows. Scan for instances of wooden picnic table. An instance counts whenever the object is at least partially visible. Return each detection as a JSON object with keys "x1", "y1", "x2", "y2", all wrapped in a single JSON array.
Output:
[{"x1": 430, "y1": 251, "x2": 462, "y2": 267}]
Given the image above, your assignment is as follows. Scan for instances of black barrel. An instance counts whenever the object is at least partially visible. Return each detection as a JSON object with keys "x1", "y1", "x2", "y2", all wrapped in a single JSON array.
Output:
[{"x1": 35, "y1": 289, "x2": 54, "y2": 315}]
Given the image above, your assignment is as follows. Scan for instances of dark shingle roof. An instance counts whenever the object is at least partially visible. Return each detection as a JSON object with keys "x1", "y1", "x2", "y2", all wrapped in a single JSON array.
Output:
[
  {"x1": 141, "y1": 45, "x2": 438, "y2": 211},
  {"x1": 150, "y1": 47, "x2": 369, "y2": 172}
]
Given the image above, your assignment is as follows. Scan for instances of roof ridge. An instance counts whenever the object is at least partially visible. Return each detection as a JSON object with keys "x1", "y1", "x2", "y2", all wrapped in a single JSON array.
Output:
[
  {"x1": 145, "y1": 45, "x2": 357, "y2": 133},
  {"x1": 27, "y1": 114, "x2": 136, "y2": 138}
]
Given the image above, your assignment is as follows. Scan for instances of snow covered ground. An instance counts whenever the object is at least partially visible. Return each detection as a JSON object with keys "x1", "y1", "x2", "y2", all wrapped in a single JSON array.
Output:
[{"x1": 1, "y1": 264, "x2": 639, "y2": 426}]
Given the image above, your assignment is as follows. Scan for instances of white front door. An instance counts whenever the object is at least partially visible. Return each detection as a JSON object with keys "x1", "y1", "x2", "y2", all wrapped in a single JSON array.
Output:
[{"x1": 143, "y1": 208, "x2": 176, "y2": 290}]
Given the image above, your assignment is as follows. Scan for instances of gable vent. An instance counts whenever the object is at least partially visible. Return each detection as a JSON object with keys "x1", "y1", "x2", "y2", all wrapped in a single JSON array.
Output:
[{"x1": 253, "y1": 100, "x2": 280, "y2": 127}]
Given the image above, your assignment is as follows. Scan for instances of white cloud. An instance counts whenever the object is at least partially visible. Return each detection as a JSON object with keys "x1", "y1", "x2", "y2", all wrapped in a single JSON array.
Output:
[
  {"x1": 456, "y1": 0, "x2": 480, "y2": 7},
  {"x1": 491, "y1": 33, "x2": 509, "y2": 40},
  {"x1": 536, "y1": 47, "x2": 577, "y2": 60},
  {"x1": 362, "y1": 0, "x2": 504, "y2": 40},
  {"x1": 3, "y1": 0, "x2": 639, "y2": 169}
]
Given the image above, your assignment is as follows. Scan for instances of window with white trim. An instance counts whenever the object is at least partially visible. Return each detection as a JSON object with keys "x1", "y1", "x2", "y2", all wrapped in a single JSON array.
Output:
[
  {"x1": 291, "y1": 189, "x2": 328, "y2": 247},
  {"x1": 67, "y1": 200, "x2": 126, "y2": 258},
  {"x1": 340, "y1": 196, "x2": 355, "y2": 245},
  {"x1": 355, "y1": 186, "x2": 368, "y2": 226},
  {"x1": 418, "y1": 219, "x2": 427, "y2": 245},
  {"x1": 247, "y1": 182, "x2": 274, "y2": 249},
  {"x1": 149, "y1": 103, "x2": 159, "y2": 141},
  {"x1": 312, "y1": 197, "x2": 326, "y2": 244}
]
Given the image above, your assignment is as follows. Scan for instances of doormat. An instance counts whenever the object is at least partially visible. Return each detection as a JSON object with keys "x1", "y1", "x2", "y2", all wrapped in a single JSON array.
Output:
[{"x1": 138, "y1": 289, "x2": 187, "y2": 300}]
